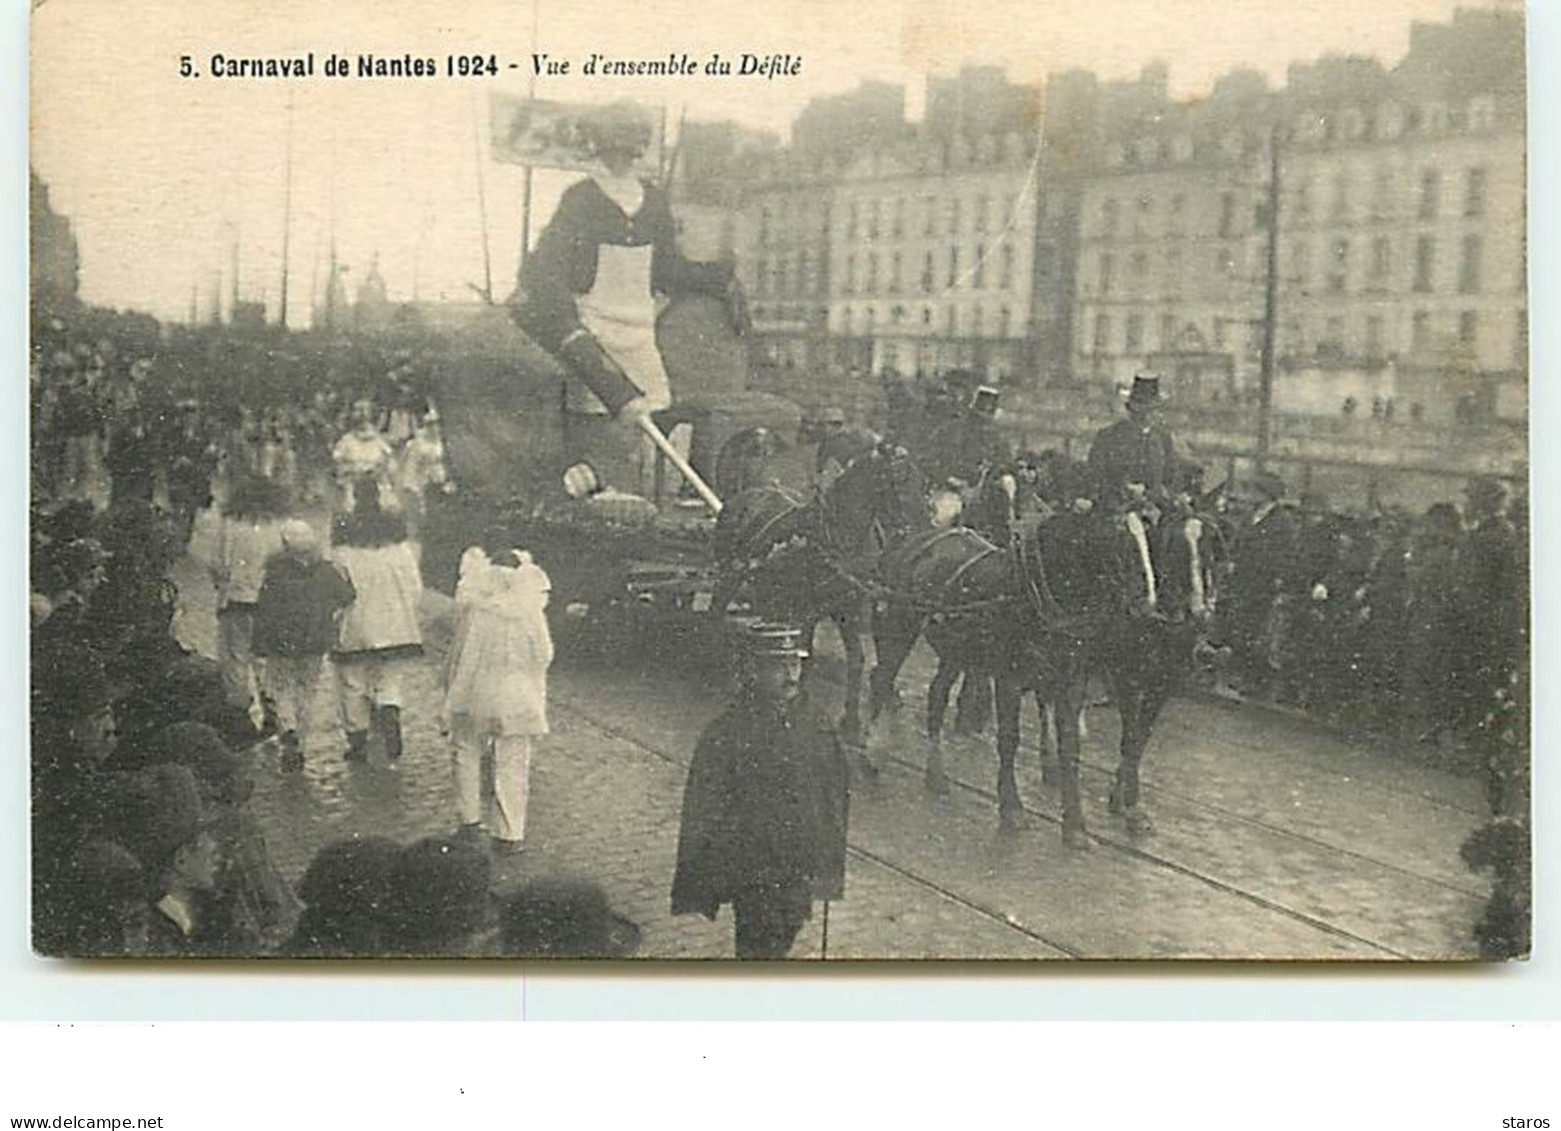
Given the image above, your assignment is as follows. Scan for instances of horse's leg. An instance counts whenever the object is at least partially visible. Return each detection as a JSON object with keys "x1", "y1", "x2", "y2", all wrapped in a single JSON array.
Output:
[
  {"x1": 835, "y1": 605, "x2": 866, "y2": 747},
  {"x1": 1038, "y1": 701, "x2": 1059, "y2": 786},
  {"x1": 868, "y1": 604, "x2": 916, "y2": 723},
  {"x1": 953, "y1": 666, "x2": 994, "y2": 735},
  {"x1": 924, "y1": 650, "x2": 958, "y2": 796},
  {"x1": 995, "y1": 674, "x2": 1024, "y2": 829},
  {"x1": 1108, "y1": 674, "x2": 1139, "y2": 815},
  {"x1": 1116, "y1": 640, "x2": 1182, "y2": 835},
  {"x1": 1055, "y1": 680, "x2": 1091, "y2": 851}
]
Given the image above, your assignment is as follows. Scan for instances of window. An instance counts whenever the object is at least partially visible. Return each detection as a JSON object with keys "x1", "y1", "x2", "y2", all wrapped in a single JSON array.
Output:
[
  {"x1": 1164, "y1": 246, "x2": 1183, "y2": 293},
  {"x1": 1328, "y1": 238, "x2": 1350, "y2": 293},
  {"x1": 1464, "y1": 168, "x2": 1487, "y2": 218},
  {"x1": 1371, "y1": 168, "x2": 1393, "y2": 220},
  {"x1": 948, "y1": 246, "x2": 961, "y2": 289},
  {"x1": 1330, "y1": 174, "x2": 1350, "y2": 221},
  {"x1": 774, "y1": 258, "x2": 788, "y2": 296},
  {"x1": 1322, "y1": 316, "x2": 1345, "y2": 353},
  {"x1": 892, "y1": 198, "x2": 905, "y2": 238},
  {"x1": 1093, "y1": 313, "x2": 1111, "y2": 354},
  {"x1": 973, "y1": 244, "x2": 986, "y2": 289},
  {"x1": 1125, "y1": 313, "x2": 1144, "y2": 353},
  {"x1": 1460, "y1": 235, "x2": 1482, "y2": 293},
  {"x1": 1459, "y1": 311, "x2": 1478, "y2": 351},
  {"x1": 1412, "y1": 310, "x2": 1432, "y2": 353},
  {"x1": 1102, "y1": 198, "x2": 1119, "y2": 236},
  {"x1": 923, "y1": 196, "x2": 937, "y2": 236},
  {"x1": 841, "y1": 306, "x2": 852, "y2": 335},
  {"x1": 921, "y1": 251, "x2": 934, "y2": 293},
  {"x1": 1365, "y1": 315, "x2": 1384, "y2": 357},
  {"x1": 756, "y1": 258, "x2": 770, "y2": 296},
  {"x1": 759, "y1": 207, "x2": 772, "y2": 247},
  {"x1": 999, "y1": 243, "x2": 1014, "y2": 290},
  {"x1": 864, "y1": 306, "x2": 877, "y2": 333},
  {"x1": 1218, "y1": 193, "x2": 1237, "y2": 237},
  {"x1": 846, "y1": 202, "x2": 858, "y2": 240},
  {"x1": 1418, "y1": 170, "x2": 1440, "y2": 220},
  {"x1": 1414, "y1": 236, "x2": 1436, "y2": 292},
  {"x1": 1370, "y1": 237, "x2": 1391, "y2": 285},
  {"x1": 948, "y1": 198, "x2": 962, "y2": 236},
  {"x1": 844, "y1": 254, "x2": 856, "y2": 295},
  {"x1": 1213, "y1": 318, "x2": 1227, "y2": 349},
  {"x1": 972, "y1": 304, "x2": 985, "y2": 338},
  {"x1": 889, "y1": 252, "x2": 902, "y2": 294},
  {"x1": 1129, "y1": 251, "x2": 1148, "y2": 294},
  {"x1": 945, "y1": 305, "x2": 957, "y2": 336},
  {"x1": 1469, "y1": 96, "x2": 1496, "y2": 131},
  {"x1": 922, "y1": 306, "x2": 933, "y2": 326},
  {"x1": 1099, "y1": 252, "x2": 1114, "y2": 294},
  {"x1": 998, "y1": 306, "x2": 1012, "y2": 338},
  {"x1": 867, "y1": 199, "x2": 881, "y2": 239},
  {"x1": 1160, "y1": 314, "x2": 1176, "y2": 349},
  {"x1": 865, "y1": 252, "x2": 879, "y2": 293},
  {"x1": 976, "y1": 195, "x2": 990, "y2": 233}
]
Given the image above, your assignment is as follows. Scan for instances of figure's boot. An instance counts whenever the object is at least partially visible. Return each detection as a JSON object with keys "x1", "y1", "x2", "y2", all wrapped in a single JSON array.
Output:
[
  {"x1": 344, "y1": 729, "x2": 369, "y2": 764},
  {"x1": 375, "y1": 705, "x2": 404, "y2": 761}
]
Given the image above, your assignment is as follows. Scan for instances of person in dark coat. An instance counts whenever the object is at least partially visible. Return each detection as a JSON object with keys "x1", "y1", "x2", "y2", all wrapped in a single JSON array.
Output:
[
  {"x1": 1087, "y1": 375, "x2": 1184, "y2": 509},
  {"x1": 671, "y1": 622, "x2": 849, "y2": 960},
  {"x1": 1222, "y1": 471, "x2": 1303, "y2": 696},
  {"x1": 253, "y1": 519, "x2": 357, "y2": 772},
  {"x1": 1454, "y1": 476, "x2": 1523, "y2": 739}
]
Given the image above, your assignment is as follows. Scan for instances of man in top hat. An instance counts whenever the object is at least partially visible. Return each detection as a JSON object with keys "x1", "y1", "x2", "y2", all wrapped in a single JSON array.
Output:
[
  {"x1": 1087, "y1": 374, "x2": 1187, "y2": 511},
  {"x1": 512, "y1": 101, "x2": 748, "y2": 496},
  {"x1": 672, "y1": 621, "x2": 849, "y2": 960}
]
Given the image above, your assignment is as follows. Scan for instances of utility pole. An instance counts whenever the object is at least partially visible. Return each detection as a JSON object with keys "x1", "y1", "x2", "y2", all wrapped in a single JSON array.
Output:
[
  {"x1": 280, "y1": 90, "x2": 296, "y2": 329},
  {"x1": 1256, "y1": 120, "x2": 1282, "y2": 471}
]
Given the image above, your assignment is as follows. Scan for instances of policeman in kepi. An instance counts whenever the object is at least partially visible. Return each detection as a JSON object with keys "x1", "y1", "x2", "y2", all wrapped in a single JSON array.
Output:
[
  {"x1": 671, "y1": 621, "x2": 849, "y2": 960},
  {"x1": 1087, "y1": 374, "x2": 1187, "y2": 517}
]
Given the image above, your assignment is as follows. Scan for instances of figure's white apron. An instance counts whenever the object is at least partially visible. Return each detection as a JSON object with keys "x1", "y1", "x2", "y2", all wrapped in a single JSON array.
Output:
[{"x1": 572, "y1": 242, "x2": 672, "y2": 415}]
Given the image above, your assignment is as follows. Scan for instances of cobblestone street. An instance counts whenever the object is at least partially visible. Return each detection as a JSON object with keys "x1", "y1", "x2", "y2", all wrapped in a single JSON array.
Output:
[{"x1": 168, "y1": 509, "x2": 1489, "y2": 962}]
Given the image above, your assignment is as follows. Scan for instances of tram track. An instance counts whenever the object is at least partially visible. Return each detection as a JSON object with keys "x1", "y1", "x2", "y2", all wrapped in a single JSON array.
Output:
[{"x1": 553, "y1": 680, "x2": 1468, "y2": 960}]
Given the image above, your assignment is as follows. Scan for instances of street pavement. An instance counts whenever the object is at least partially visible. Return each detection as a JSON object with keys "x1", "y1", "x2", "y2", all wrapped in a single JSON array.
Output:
[{"x1": 168, "y1": 512, "x2": 1490, "y2": 961}]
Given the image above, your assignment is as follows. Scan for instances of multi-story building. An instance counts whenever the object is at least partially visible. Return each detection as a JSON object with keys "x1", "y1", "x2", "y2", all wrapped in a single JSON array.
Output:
[
  {"x1": 826, "y1": 128, "x2": 1040, "y2": 381},
  {"x1": 1070, "y1": 8, "x2": 1525, "y2": 423}
]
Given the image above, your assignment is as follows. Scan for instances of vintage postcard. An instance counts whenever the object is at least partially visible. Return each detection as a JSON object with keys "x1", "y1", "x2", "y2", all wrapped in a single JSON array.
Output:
[{"x1": 28, "y1": 0, "x2": 1529, "y2": 961}]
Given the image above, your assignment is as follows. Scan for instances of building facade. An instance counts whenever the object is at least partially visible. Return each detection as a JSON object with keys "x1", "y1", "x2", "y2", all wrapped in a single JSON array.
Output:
[{"x1": 1070, "y1": 9, "x2": 1525, "y2": 423}]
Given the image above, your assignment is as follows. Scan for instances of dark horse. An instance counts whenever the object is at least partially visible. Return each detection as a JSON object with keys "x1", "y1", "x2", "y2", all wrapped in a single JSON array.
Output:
[
  {"x1": 711, "y1": 438, "x2": 927, "y2": 743},
  {"x1": 868, "y1": 506, "x2": 1222, "y2": 848}
]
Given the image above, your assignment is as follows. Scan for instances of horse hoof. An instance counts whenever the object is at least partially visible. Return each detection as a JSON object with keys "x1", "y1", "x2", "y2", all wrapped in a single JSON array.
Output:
[
  {"x1": 1123, "y1": 808, "x2": 1154, "y2": 836},
  {"x1": 1063, "y1": 826, "x2": 1092, "y2": 852},
  {"x1": 925, "y1": 770, "x2": 951, "y2": 797}
]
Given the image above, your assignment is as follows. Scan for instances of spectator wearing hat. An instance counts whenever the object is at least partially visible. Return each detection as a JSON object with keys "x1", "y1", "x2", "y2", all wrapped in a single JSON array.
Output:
[
  {"x1": 511, "y1": 101, "x2": 747, "y2": 497},
  {"x1": 109, "y1": 763, "x2": 231, "y2": 957},
  {"x1": 330, "y1": 482, "x2": 424, "y2": 764},
  {"x1": 285, "y1": 836, "x2": 402, "y2": 956},
  {"x1": 211, "y1": 474, "x2": 289, "y2": 729},
  {"x1": 672, "y1": 623, "x2": 850, "y2": 960},
  {"x1": 441, "y1": 547, "x2": 554, "y2": 855},
  {"x1": 253, "y1": 519, "x2": 357, "y2": 772},
  {"x1": 1454, "y1": 476, "x2": 1523, "y2": 741},
  {"x1": 150, "y1": 722, "x2": 298, "y2": 948},
  {"x1": 1087, "y1": 375, "x2": 1188, "y2": 512},
  {"x1": 380, "y1": 834, "x2": 494, "y2": 957},
  {"x1": 50, "y1": 839, "x2": 151, "y2": 958},
  {"x1": 499, "y1": 876, "x2": 642, "y2": 960}
]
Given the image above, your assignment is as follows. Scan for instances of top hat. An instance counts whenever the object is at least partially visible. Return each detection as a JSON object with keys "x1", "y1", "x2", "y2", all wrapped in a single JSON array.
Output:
[
  {"x1": 1124, "y1": 375, "x2": 1165, "y2": 409},
  {"x1": 499, "y1": 876, "x2": 643, "y2": 959}
]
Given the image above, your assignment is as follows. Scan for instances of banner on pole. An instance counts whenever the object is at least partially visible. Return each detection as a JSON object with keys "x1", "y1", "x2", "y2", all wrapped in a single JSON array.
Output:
[{"x1": 489, "y1": 94, "x2": 664, "y2": 177}]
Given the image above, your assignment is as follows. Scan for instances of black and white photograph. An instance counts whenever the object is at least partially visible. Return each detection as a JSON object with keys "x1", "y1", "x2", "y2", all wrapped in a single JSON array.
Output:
[{"x1": 27, "y1": 0, "x2": 1531, "y2": 962}]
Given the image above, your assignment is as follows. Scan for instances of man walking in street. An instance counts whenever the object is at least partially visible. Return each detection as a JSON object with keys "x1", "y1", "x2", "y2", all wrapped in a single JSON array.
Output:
[{"x1": 671, "y1": 622, "x2": 849, "y2": 960}]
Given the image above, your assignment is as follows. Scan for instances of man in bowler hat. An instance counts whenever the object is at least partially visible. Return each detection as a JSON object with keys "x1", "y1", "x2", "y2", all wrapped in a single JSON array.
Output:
[{"x1": 671, "y1": 622, "x2": 849, "y2": 959}]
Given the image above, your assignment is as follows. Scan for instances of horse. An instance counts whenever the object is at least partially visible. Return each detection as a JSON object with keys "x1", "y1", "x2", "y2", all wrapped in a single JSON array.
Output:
[
  {"x1": 711, "y1": 438, "x2": 928, "y2": 744},
  {"x1": 868, "y1": 503, "x2": 1223, "y2": 848}
]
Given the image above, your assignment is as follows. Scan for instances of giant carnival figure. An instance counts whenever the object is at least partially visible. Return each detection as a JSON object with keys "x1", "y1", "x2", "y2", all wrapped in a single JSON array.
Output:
[{"x1": 510, "y1": 101, "x2": 749, "y2": 500}]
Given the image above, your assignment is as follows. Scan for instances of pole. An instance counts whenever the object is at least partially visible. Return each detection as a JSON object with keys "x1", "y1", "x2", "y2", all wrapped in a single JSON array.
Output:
[
  {"x1": 473, "y1": 95, "x2": 494, "y2": 303},
  {"x1": 820, "y1": 900, "x2": 830, "y2": 960},
  {"x1": 1256, "y1": 121, "x2": 1281, "y2": 471},
  {"x1": 634, "y1": 414, "x2": 722, "y2": 514},
  {"x1": 280, "y1": 90, "x2": 295, "y2": 329}
]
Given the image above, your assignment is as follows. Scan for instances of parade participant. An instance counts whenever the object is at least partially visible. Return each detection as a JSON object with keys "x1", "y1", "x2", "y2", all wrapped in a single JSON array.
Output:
[
  {"x1": 331, "y1": 398, "x2": 396, "y2": 515},
  {"x1": 210, "y1": 474, "x2": 289, "y2": 729},
  {"x1": 252, "y1": 519, "x2": 357, "y2": 772},
  {"x1": 1087, "y1": 374, "x2": 1184, "y2": 510},
  {"x1": 330, "y1": 477, "x2": 424, "y2": 764},
  {"x1": 671, "y1": 622, "x2": 849, "y2": 960},
  {"x1": 511, "y1": 101, "x2": 748, "y2": 496},
  {"x1": 395, "y1": 408, "x2": 448, "y2": 543},
  {"x1": 441, "y1": 547, "x2": 555, "y2": 856}
]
